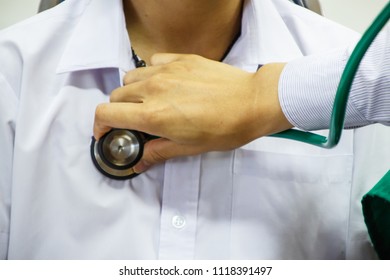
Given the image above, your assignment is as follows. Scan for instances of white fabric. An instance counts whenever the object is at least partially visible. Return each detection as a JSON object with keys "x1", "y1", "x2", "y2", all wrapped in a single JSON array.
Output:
[{"x1": 0, "y1": 0, "x2": 388, "y2": 259}]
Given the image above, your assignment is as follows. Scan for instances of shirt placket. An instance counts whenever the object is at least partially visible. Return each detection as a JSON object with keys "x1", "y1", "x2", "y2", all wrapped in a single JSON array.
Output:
[{"x1": 158, "y1": 156, "x2": 201, "y2": 259}]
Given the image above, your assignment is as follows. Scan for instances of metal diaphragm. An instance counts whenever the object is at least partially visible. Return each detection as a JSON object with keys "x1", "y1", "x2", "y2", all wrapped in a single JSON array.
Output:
[{"x1": 90, "y1": 129, "x2": 145, "y2": 180}]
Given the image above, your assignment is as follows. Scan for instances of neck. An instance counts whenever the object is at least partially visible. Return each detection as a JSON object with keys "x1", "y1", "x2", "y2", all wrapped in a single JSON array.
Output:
[{"x1": 123, "y1": 0, "x2": 243, "y2": 64}]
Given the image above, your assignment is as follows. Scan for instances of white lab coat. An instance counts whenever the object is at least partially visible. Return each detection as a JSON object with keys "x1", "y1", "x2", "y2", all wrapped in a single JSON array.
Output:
[{"x1": 0, "y1": 0, "x2": 388, "y2": 259}]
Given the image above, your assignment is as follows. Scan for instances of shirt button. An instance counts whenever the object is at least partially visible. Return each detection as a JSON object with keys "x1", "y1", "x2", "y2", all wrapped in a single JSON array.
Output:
[{"x1": 172, "y1": 215, "x2": 186, "y2": 229}]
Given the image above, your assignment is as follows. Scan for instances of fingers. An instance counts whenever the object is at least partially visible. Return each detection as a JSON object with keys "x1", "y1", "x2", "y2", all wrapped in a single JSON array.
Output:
[
  {"x1": 110, "y1": 82, "x2": 145, "y2": 103},
  {"x1": 122, "y1": 65, "x2": 163, "y2": 85},
  {"x1": 97, "y1": 54, "x2": 189, "y2": 139},
  {"x1": 133, "y1": 138, "x2": 205, "y2": 173},
  {"x1": 93, "y1": 102, "x2": 147, "y2": 140}
]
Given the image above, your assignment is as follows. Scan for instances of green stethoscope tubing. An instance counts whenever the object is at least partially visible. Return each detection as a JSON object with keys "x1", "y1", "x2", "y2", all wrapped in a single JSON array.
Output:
[{"x1": 271, "y1": 2, "x2": 390, "y2": 148}]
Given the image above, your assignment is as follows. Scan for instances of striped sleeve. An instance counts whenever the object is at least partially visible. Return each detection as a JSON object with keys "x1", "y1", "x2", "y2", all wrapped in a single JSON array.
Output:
[{"x1": 278, "y1": 27, "x2": 390, "y2": 131}]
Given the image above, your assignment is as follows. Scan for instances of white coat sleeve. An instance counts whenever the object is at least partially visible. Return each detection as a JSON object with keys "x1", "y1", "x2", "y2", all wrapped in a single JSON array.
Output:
[
  {"x1": 0, "y1": 73, "x2": 18, "y2": 259},
  {"x1": 278, "y1": 27, "x2": 390, "y2": 131}
]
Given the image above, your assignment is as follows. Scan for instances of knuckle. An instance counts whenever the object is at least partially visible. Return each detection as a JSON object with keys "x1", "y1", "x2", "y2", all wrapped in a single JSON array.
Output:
[
  {"x1": 147, "y1": 143, "x2": 168, "y2": 164},
  {"x1": 150, "y1": 150, "x2": 166, "y2": 164},
  {"x1": 146, "y1": 74, "x2": 168, "y2": 91},
  {"x1": 94, "y1": 103, "x2": 108, "y2": 122},
  {"x1": 170, "y1": 61, "x2": 186, "y2": 73},
  {"x1": 123, "y1": 71, "x2": 134, "y2": 85},
  {"x1": 109, "y1": 88, "x2": 121, "y2": 102},
  {"x1": 150, "y1": 53, "x2": 161, "y2": 65},
  {"x1": 160, "y1": 63, "x2": 173, "y2": 71},
  {"x1": 142, "y1": 105, "x2": 162, "y2": 127},
  {"x1": 171, "y1": 59, "x2": 197, "y2": 74}
]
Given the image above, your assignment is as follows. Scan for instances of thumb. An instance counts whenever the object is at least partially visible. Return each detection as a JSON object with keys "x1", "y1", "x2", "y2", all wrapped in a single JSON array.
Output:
[{"x1": 133, "y1": 138, "x2": 204, "y2": 173}]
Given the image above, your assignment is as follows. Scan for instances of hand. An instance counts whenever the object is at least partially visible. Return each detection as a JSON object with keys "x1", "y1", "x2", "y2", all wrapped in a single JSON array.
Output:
[{"x1": 93, "y1": 54, "x2": 292, "y2": 173}]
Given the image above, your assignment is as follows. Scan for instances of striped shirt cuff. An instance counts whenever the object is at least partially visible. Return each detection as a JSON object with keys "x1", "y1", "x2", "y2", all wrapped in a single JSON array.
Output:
[{"x1": 279, "y1": 49, "x2": 370, "y2": 131}]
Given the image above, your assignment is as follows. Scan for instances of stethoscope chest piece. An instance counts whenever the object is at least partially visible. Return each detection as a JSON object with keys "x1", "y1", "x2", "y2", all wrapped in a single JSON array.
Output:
[{"x1": 90, "y1": 129, "x2": 144, "y2": 180}]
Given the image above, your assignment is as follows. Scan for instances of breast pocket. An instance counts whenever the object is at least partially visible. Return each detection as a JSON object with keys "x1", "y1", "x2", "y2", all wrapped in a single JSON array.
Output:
[{"x1": 230, "y1": 131, "x2": 355, "y2": 259}]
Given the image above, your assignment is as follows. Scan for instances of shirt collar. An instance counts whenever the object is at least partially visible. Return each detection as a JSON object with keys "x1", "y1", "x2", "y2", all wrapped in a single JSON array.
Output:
[
  {"x1": 56, "y1": 0, "x2": 131, "y2": 74},
  {"x1": 57, "y1": 0, "x2": 303, "y2": 73},
  {"x1": 225, "y1": 0, "x2": 303, "y2": 69}
]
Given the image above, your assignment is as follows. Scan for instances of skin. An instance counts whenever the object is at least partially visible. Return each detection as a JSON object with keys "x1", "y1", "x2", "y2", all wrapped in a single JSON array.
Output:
[
  {"x1": 93, "y1": 0, "x2": 293, "y2": 173},
  {"x1": 121, "y1": 0, "x2": 244, "y2": 63}
]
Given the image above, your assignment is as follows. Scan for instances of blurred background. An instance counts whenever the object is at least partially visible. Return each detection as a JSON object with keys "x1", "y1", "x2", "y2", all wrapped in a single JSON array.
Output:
[{"x1": 0, "y1": 0, "x2": 389, "y2": 33}]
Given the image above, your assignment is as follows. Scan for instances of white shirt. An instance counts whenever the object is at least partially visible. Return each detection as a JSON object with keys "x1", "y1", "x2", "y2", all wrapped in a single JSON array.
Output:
[
  {"x1": 279, "y1": 26, "x2": 390, "y2": 130},
  {"x1": 1, "y1": 0, "x2": 389, "y2": 260}
]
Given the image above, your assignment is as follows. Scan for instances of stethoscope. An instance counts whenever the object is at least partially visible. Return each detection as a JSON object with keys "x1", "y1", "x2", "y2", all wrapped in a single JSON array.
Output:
[
  {"x1": 90, "y1": 2, "x2": 390, "y2": 180},
  {"x1": 90, "y1": 50, "x2": 154, "y2": 180},
  {"x1": 90, "y1": 129, "x2": 147, "y2": 180}
]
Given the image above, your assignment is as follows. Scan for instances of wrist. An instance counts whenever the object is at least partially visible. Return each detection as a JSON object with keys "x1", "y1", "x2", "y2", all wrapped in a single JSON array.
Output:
[{"x1": 251, "y1": 63, "x2": 293, "y2": 139}]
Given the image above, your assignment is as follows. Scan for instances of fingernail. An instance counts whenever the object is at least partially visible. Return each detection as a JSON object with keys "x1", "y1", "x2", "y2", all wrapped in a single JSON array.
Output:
[{"x1": 133, "y1": 160, "x2": 151, "y2": 174}]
